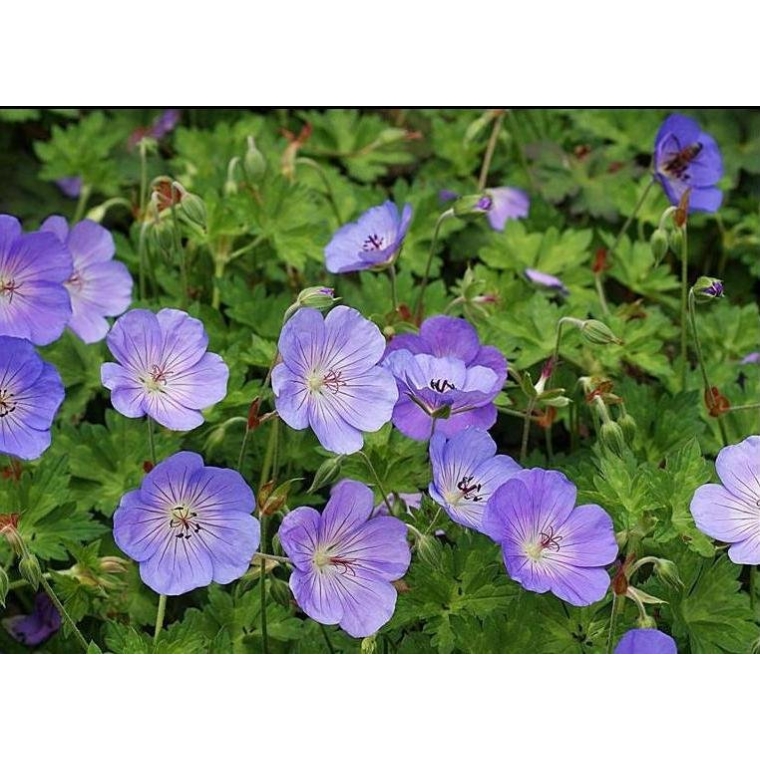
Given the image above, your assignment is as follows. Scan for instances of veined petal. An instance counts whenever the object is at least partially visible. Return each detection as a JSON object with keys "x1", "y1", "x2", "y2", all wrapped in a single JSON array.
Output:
[
  {"x1": 156, "y1": 309, "x2": 210, "y2": 374},
  {"x1": 715, "y1": 436, "x2": 760, "y2": 505},
  {"x1": 690, "y1": 483, "x2": 759, "y2": 545},
  {"x1": 272, "y1": 364, "x2": 311, "y2": 430}
]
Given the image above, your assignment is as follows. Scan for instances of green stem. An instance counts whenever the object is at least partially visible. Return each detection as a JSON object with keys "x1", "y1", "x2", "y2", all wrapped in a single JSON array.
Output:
[
  {"x1": 236, "y1": 428, "x2": 250, "y2": 475},
  {"x1": 38, "y1": 574, "x2": 90, "y2": 653},
  {"x1": 72, "y1": 185, "x2": 91, "y2": 224},
  {"x1": 138, "y1": 223, "x2": 149, "y2": 302},
  {"x1": 139, "y1": 140, "x2": 149, "y2": 215},
  {"x1": 520, "y1": 397, "x2": 537, "y2": 464},
  {"x1": 170, "y1": 203, "x2": 188, "y2": 311},
  {"x1": 594, "y1": 273, "x2": 610, "y2": 317},
  {"x1": 723, "y1": 403, "x2": 760, "y2": 413},
  {"x1": 258, "y1": 418, "x2": 280, "y2": 493},
  {"x1": 751, "y1": 566, "x2": 758, "y2": 615},
  {"x1": 388, "y1": 263, "x2": 399, "y2": 315},
  {"x1": 605, "y1": 594, "x2": 625, "y2": 654},
  {"x1": 256, "y1": 552, "x2": 292, "y2": 565},
  {"x1": 680, "y1": 225, "x2": 690, "y2": 391},
  {"x1": 147, "y1": 418, "x2": 157, "y2": 465},
  {"x1": 296, "y1": 157, "x2": 343, "y2": 226},
  {"x1": 320, "y1": 623, "x2": 335, "y2": 654},
  {"x1": 414, "y1": 209, "x2": 454, "y2": 321},
  {"x1": 212, "y1": 255, "x2": 226, "y2": 311},
  {"x1": 359, "y1": 452, "x2": 392, "y2": 514},
  {"x1": 260, "y1": 515, "x2": 268, "y2": 655},
  {"x1": 477, "y1": 110, "x2": 505, "y2": 192},
  {"x1": 608, "y1": 177, "x2": 656, "y2": 262},
  {"x1": 153, "y1": 593, "x2": 167, "y2": 645}
]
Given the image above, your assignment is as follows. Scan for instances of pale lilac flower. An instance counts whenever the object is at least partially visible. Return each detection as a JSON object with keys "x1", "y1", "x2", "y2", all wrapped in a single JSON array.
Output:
[
  {"x1": 0, "y1": 214, "x2": 72, "y2": 345},
  {"x1": 614, "y1": 629, "x2": 677, "y2": 654},
  {"x1": 383, "y1": 315, "x2": 506, "y2": 441},
  {"x1": 740, "y1": 352, "x2": 760, "y2": 365},
  {"x1": 485, "y1": 187, "x2": 530, "y2": 231},
  {"x1": 41, "y1": 216, "x2": 133, "y2": 343},
  {"x1": 324, "y1": 200, "x2": 412, "y2": 273},
  {"x1": 690, "y1": 435, "x2": 760, "y2": 564},
  {"x1": 101, "y1": 308, "x2": 229, "y2": 431},
  {"x1": 272, "y1": 306, "x2": 398, "y2": 454},
  {"x1": 114, "y1": 451, "x2": 260, "y2": 596},
  {"x1": 3, "y1": 593, "x2": 61, "y2": 646},
  {"x1": 483, "y1": 468, "x2": 618, "y2": 606},
  {"x1": 525, "y1": 268, "x2": 569, "y2": 297},
  {"x1": 653, "y1": 114, "x2": 723, "y2": 213},
  {"x1": 429, "y1": 427, "x2": 521, "y2": 531},
  {"x1": 278, "y1": 479, "x2": 411, "y2": 638},
  {"x1": 0, "y1": 336, "x2": 65, "y2": 460},
  {"x1": 55, "y1": 176, "x2": 83, "y2": 199}
]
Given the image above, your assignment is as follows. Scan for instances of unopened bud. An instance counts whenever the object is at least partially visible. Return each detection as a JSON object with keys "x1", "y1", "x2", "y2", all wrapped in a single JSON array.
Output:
[
  {"x1": 259, "y1": 478, "x2": 300, "y2": 516},
  {"x1": 669, "y1": 228, "x2": 684, "y2": 257},
  {"x1": 361, "y1": 634, "x2": 378, "y2": 654},
  {"x1": 692, "y1": 276, "x2": 724, "y2": 303},
  {"x1": 19, "y1": 553, "x2": 41, "y2": 590},
  {"x1": 0, "y1": 513, "x2": 23, "y2": 555},
  {"x1": 99, "y1": 556, "x2": 130, "y2": 575},
  {"x1": 269, "y1": 577, "x2": 293, "y2": 608},
  {"x1": 650, "y1": 228, "x2": 669, "y2": 264},
  {"x1": 244, "y1": 136, "x2": 267, "y2": 182},
  {"x1": 617, "y1": 413, "x2": 637, "y2": 444},
  {"x1": 580, "y1": 319, "x2": 623, "y2": 346},
  {"x1": 247, "y1": 397, "x2": 262, "y2": 432},
  {"x1": 452, "y1": 193, "x2": 492, "y2": 218},
  {"x1": 308, "y1": 456, "x2": 344, "y2": 493},
  {"x1": 0, "y1": 567, "x2": 8, "y2": 607},
  {"x1": 600, "y1": 420, "x2": 627, "y2": 457},
  {"x1": 416, "y1": 534, "x2": 443, "y2": 568},
  {"x1": 653, "y1": 558, "x2": 684, "y2": 591},
  {"x1": 636, "y1": 614, "x2": 658, "y2": 629},
  {"x1": 178, "y1": 189, "x2": 207, "y2": 229},
  {"x1": 297, "y1": 286, "x2": 338, "y2": 311}
]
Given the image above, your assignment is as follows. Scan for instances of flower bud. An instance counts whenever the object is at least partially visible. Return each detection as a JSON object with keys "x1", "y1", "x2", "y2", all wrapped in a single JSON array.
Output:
[
  {"x1": 617, "y1": 412, "x2": 637, "y2": 444},
  {"x1": 269, "y1": 577, "x2": 293, "y2": 608},
  {"x1": 0, "y1": 566, "x2": 8, "y2": 607},
  {"x1": 0, "y1": 513, "x2": 23, "y2": 555},
  {"x1": 692, "y1": 276, "x2": 724, "y2": 303},
  {"x1": 669, "y1": 228, "x2": 684, "y2": 257},
  {"x1": 416, "y1": 533, "x2": 443, "y2": 568},
  {"x1": 361, "y1": 634, "x2": 378, "y2": 654},
  {"x1": 259, "y1": 479, "x2": 299, "y2": 517},
  {"x1": 178, "y1": 190, "x2": 207, "y2": 230},
  {"x1": 600, "y1": 420, "x2": 627, "y2": 457},
  {"x1": 580, "y1": 320, "x2": 623, "y2": 346},
  {"x1": 19, "y1": 553, "x2": 41, "y2": 590},
  {"x1": 653, "y1": 558, "x2": 684, "y2": 591},
  {"x1": 650, "y1": 228, "x2": 669, "y2": 264},
  {"x1": 636, "y1": 614, "x2": 658, "y2": 629},
  {"x1": 452, "y1": 193, "x2": 492, "y2": 218},
  {"x1": 296, "y1": 286, "x2": 338, "y2": 311},
  {"x1": 308, "y1": 456, "x2": 344, "y2": 493},
  {"x1": 99, "y1": 556, "x2": 130, "y2": 575},
  {"x1": 244, "y1": 136, "x2": 267, "y2": 182}
]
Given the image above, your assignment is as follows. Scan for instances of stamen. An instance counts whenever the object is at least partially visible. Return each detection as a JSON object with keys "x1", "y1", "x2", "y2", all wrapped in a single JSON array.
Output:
[
  {"x1": 457, "y1": 475, "x2": 483, "y2": 502},
  {"x1": 0, "y1": 388, "x2": 16, "y2": 418},
  {"x1": 538, "y1": 526, "x2": 562, "y2": 552},
  {"x1": 362, "y1": 233, "x2": 384, "y2": 251},
  {"x1": 429, "y1": 378, "x2": 456, "y2": 393},
  {"x1": 169, "y1": 505, "x2": 201, "y2": 540},
  {"x1": 0, "y1": 277, "x2": 19, "y2": 304},
  {"x1": 322, "y1": 369, "x2": 347, "y2": 394}
]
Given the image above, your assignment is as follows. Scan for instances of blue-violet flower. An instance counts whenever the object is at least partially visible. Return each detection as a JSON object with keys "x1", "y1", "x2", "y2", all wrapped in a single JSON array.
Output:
[
  {"x1": 3, "y1": 593, "x2": 61, "y2": 646},
  {"x1": 485, "y1": 187, "x2": 530, "y2": 231},
  {"x1": 614, "y1": 628, "x2": 677, "y2": 654}
]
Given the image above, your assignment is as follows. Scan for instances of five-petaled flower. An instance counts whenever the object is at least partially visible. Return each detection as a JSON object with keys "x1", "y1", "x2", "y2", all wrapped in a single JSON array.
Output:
[
  {"x1": 653, "y1": 114, "x2": 723, "y2": 213},
  {"x1": 383, "y1": 315, "x2": 506, "y2": 441},
  {"x1": 0, "y1": 336, "x2": 65, "y2": 460},
  {"x1": 614, "y1": 628, "x2": 677, "y2": 654},
  {"x1": 101, "y1": 308, "x2": 229, "y2": 431},
  {"x1": 272, "y1": 305, "x2": 398, "y2": 454},
  {"x1": 429, "y1": 427, "x2": 521, "y2": 532},
  {"x1": 690, "y1": 435, "x2": 760, "y2": 564},
  {"x1": 113, "y1": 451, "x2": 260, "y2": 596},
  {"x1": 41, "y1": 216, "x2": 133, "y2": 343},
  {"x1": 0, "y1": 214, "x2": 72, "y2": 345},
  {"x1": 278, "y1": 479, "x2": 411, "y2": 638},
  {"x1": 324, "y1": 200, "x2": 412, "y2": 273},
  {"x1": 483, "y1": 468, "x2": 618, "y2": 606}
]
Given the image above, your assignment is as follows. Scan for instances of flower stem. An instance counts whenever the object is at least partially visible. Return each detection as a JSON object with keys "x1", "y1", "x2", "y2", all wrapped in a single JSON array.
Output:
[
  {"x1": 414, "y1": 209, "x2": 454, "y2": 322},
  {"x1": 605, "y1": 593, "x2": 625, "y2": 654},
  {"x1": 170, "y1": 203, "x2": 188, "y2": 311},
  {"x1": 38, "y1": 574, "x2": 90, "y2": 653},
  {"x1": 388, "y1": 263, "x2": 399, "y2": 315},
  {"x1": 359, "y1": 452, "x2": 392, "y2": 514},
  {"x1": 680, "y1": 225, "x2": 690, "y2": 391},
  {"x1": 477, "y1": 110, "x2": 505, "y2": 192},
  {"x1": 72, "y1": 184, "x2": 91, "y2": 225},
  {"x1": 520, "y1": 397, "x2": 537, "y2": 464},
  {"x1": 320, "y1": 623, "x2": 335, "y2": 654},
  {"x1": 153, "y1": 594, "x2": 167, "y2": 645},
  {"x1": 236, "y1": 428, "x2": 250, "y2": 475},
  {"x1": 147, "y1": 417, "x2": 157, "y2": 465},
  {"x1": 260, "y1": 515, "x2": 269, "y2": 655},
  {"x1": 255, "y1": 552, "x2": 292, "y2": 565}
]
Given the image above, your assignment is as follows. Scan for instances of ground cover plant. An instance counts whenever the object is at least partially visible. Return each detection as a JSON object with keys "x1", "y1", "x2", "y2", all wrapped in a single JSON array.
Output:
[{"x1": 0, "y1": 107, "x2": 758, "y2": 654}]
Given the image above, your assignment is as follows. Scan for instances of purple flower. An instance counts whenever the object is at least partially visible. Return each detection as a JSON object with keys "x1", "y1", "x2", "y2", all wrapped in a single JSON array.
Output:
[
  {"x1": 740, "y1": 352, "x2": 760, "y2": 365},
  {"x1": 429, "y1": 427, "x2": 521, "y2": 531},
  {"x1": 113, "y1": 451, "x2": 260, "y2": 596},
  {"x1": 149, "y1": 108, "x2": 181, "y2": 139},
  {"x1": 272, "y1": 306, "x2": 398, "y2": 455},
  {"x1": 41, "y1": 216, "x2": 133, "y2": 343},
  {"x1": 690, "y1": 435, "x2": 760, "y2": 564},
  {"x1": 653, "y1": 114, "x2": 723, "y2": 213},
  {"x1": 55, "y1": 176, "x2": 83, "y2": 199},
  {"x1": 525, "y1": 268, "x2": 569, "y2": 297},
  {"x1": 483, "y1": 468, "x2": 618, "y2": 606},
  {"x1": 485, "y1": 187, "x2": 530, "y2": 231},
  {"x1": 278, "y1": 479, "x2": 411, "y2": 638},
  {"x1": 0, "y1": 336, "x2": 65, "y2": 460},
  {"x1": 614, "y1": 629, "x2": 677, "y2": 654},
  {"x1": 324, "y1": 200, "x2": 413, "y2": 273},
  {"x1": 383, "y1": 315, "x2": 506, "y2": 441},
  {"x1": 0, "y1": 214, "x2": 72, "y2": 345},
  {"x1": 101, "y1": 308, "x2": 229, "y2": 431},
  {"x1": 3, "y1": 593, "x2": 61, "y2": 646}
]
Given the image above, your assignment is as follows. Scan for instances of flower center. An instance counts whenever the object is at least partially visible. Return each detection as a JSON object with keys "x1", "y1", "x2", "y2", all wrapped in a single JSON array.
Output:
[
  {"x1": 0, "y1": 275, "x2": 20, "y2": 303},
  {"x1": 307, "y1": 368, "x2": 346, "y2": 395},
  {"x1": 456, "y1": 475, "x2": 483, "y2": 502},
  {"x1": 525, "y1": 526, "x2": 563, "y2": 560},
  {"x1": 142, "y1": 364, "x2": 171, "y2": 393},
  {"x1": 66, "y1": 270, "x2": 84, "y2": 292},
  {"x1": 429, "y1": 378, "x2": 456, "y2": 393},
  {"x1": 0, "y1": 387, "x2": 16, "y2": 418},
  {"x1": 313, "y1": 545, "x2": 356, "y2": 576},
  {"x1": 169, "y1": 504, "x2": 202, "y2": 540},
  {"x1": 662, "y1": 141, "x2": 703, "y2": 181},
  {"x1": 362, "y1": 233, "x2": 385, "y2": 251}
]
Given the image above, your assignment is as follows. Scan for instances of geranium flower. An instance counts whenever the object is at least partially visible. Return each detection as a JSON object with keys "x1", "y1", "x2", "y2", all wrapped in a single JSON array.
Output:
[
  {"x1": 272, "y1": 305, "x2": 398, "y2": 454},
  {"x1": 525, "y1": 268, "x2": 569, "y2": 297},
  {"x1": 653, "y1": 114, "x2": 722, "y2": 213},
  {"x1": 54, "y1": 176, "x2": 83, "y2": 199},
  {"x1": 690, "y1": 435, "x2": 760, "y2": 564},
  {"x1": 0, "y1": 214, "x2": 72, "y2": 345},
  {"x1": 483, "y1": 468, "x2": 618, "y2": 606},
  {"x1": 0, "y1": 336, "x2": 65, "y2": 460},
  {"x1": 614, "y1": 629, "x2": 677, "y2": 654},
  {"x1": 278, "y1": 479, "x2": 411, "y2": 638},
  {"x1": 324, "y1": 200, "x2": 412, "y2": 273},
  {"x1": 101, "y1": 308, "x2": 229, "y2": 431},
  {"x1": 41, "y1": 216, "x2": 133, "y2": 343},
  {"x1": 383, "y1": 315, "x2": 506, "y2": 441},
  {"x1": 3, "y1": 593, "x2": 61, "y2": 646},
  {"x1": 113, "y1": 452, "x2": 260, "y2": 596},
  {"x1": 485, "y1": 187, "x2": 530, "y2": 231},
  {"x1": 429, "y1": 427, "x2": 521, "y2": 531}
]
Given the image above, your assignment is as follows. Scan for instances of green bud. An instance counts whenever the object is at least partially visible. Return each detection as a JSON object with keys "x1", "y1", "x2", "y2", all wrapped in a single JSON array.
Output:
[
  {"x1": 0, "y1": 567, "x2": 8, "y2": 607},
  {"x1": 650, "y1": 228, "x2": 669, "y2": 264},
  {"x1": 269, "y1": 577, "x2": 293, "y2": 608},
  {"x1": 617, "y1": 413, "x2": 637, "y2": 445},
  {"x1": 148, "y1": 220, "x2": 174, "y2": 254},
  {"x1": 452, "y1": 193, "x2": 492, "y2": 218},
  {"x1": 374, "y1": 127, "x2": 407, "y2": 148},
  {"x1": 636, "y1": 614, "x2": 658, "y2": 629},
  {"x1": 297, "y1": 286, "x2": 338, "y2": 311},
  {"x1": 580, "y1": 319, "x2": 623, "y2": 346},
  {"x1": 178, "y1": 190, "x2": 207, "y2": 230},
  {"x1": 308, "y1": 456, "x2": 344, "y2": 493},
  {"x1": 653, "y1": 558, "x2": 684, "y2": 591},
  {"x1": 360, "y1": 634, "x2": 378, "y2": 654},
  {"x1": 669, "y1": 228, "x2": 684, "y2": 257},
  {"x1": 244, "y1": 136, "x2": 267, "y2": 182},
  {"x1": 692, "y1": 276, "x2": 724, "y2": 303},
  {"x1": 416, "y1": 534, "x2": 443, "y2": 569},
  {"x1": 600, "y1": 420, "x2": 626, "y2": 457},
  {"x1": 18, "y1": 553, "x2": 41, "y2": 590}
]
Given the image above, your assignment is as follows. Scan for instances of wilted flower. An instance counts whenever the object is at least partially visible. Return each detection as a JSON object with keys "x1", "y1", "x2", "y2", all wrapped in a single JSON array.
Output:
[
  {"x1": 324, "y1": 200, "x2": 412, "y2": 273},
  {"x1": 0, "y1": 214, "x2": 72, "y2": 345},
  {"x1": 0, "y1": 337, "x2": 65, "y2": 460},
  {"x1": 272, "y1": 306, "x2": 398, "y2": 454},
  {"x1": 3, "y1": 593, "x2": 61, "y2": 646},
  {"x1": 690, "y1": 435, "x2": 760, "y2": 564},
  {"x1": 525, "y1": 268, "x2": 569, "y2": 296},
  {"x1": 278, "y1": 479, "x2": 411, "y2": 638},
  {"x1": 113, "y1": 452, "x2": 260, "y2": 596},
  {"x1": 383, "y1": 315, "x2": 506, "y2": 441},
  {"x1": 485, "y1": 187, "x2": 530, "y2": 231},
  {"x1": 429, "y1": 427, "x2": 521, "y2": 531},
  {"x1": 653, "y1": 114, "x2": 722, "y2": 213},
  {"x1": 41, "y1": 216, "x2": 133, "y2": 343},
  {"x1": 101, "y1": 308, "x2": 229, "y2": 431},
  {"x1": 483, "y1": 468, "x2": 618, "y2": 606},
  {"x1": 614, "y1": 628, "x2": 677, "y2": 654}
]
